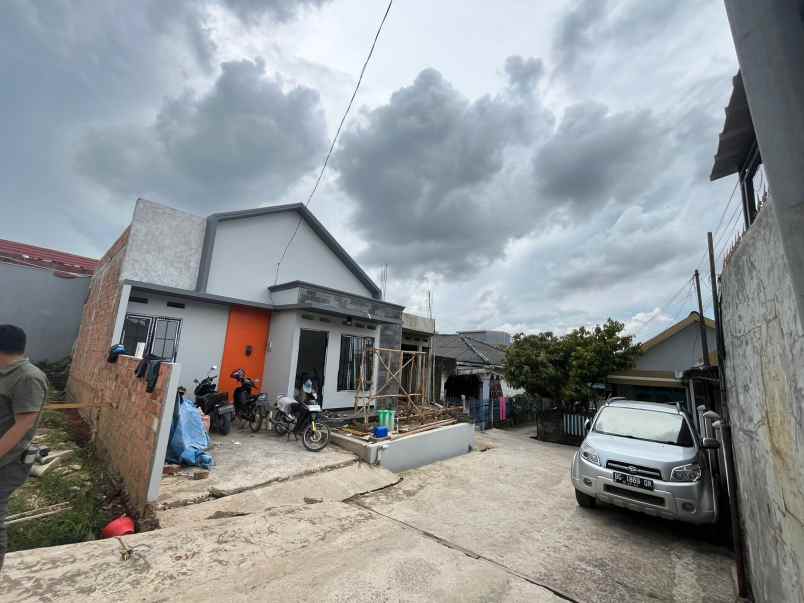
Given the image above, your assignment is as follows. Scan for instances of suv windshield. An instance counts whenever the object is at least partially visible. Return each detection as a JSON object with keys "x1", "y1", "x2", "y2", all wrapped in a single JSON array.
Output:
[{"x1": 593, "y1": 406, "x2": 694, "y2": 447}]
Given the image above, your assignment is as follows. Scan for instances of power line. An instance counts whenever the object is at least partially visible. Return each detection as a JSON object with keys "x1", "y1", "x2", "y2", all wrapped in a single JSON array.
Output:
[
  {"x1": 634, "y1": 277, "x2": 693, "y2": 337},
  {"x1": 691, "y1": 179, "x2": 740, "y2": 274},
  {"x1": 272, "y1": 0, "x2": 394, "y2": 286}
]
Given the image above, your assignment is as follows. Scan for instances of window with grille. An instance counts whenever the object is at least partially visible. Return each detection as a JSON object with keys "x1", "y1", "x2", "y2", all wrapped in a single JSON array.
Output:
[
  {"x1": 121, "y1": 315, "x2": 152, "y2": 356},
  {"x1": 150, "y1": 318, "x2": 181, "y2": 361},
  {"x1": 120, "y1": 314, "x2": 181, "y2": 361},
  {"x1": 337, "y1": 335, "x2": 374, "y2": 391}
]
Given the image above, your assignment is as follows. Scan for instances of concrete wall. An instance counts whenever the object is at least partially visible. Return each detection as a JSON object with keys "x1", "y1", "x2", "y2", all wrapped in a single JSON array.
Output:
[
  {"x1": 637, "y1": 323, "x2": 717, "y2": 372},
  {"x1": 206, "y1": 211, "x2": 372, "y2": 301},
  {"x1": 121, "y1": 199, "x2": 206, "y2": 291},
  {"x1": 331, "y1": 423, "x2": 475, "y2": 473},
  {"x1": 380, "y1": 422, "x2": 474, "y2": 472},
  {"x1": 294, "y1": 313, "x2": 379, "y2": 409},
  {"x1": 125, "y1": 292, "x2": 230, "y2": 389},
  {"x1": 720, "y1": 200, "x2": 804, "y2": 603},
  {"x1": 0, "y1": 262, "x2": 90, "y2": 361},
  {"x1": 264, "y1": 310, "x2": 298, "y2": 402}
]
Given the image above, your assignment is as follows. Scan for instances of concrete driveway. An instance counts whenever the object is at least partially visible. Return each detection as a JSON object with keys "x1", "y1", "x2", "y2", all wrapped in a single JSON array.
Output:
[
  {"x1": 1, "y1": 428, "x2": 736, "y2": 602},
  {"x1": 357, "y1": 427, "x2": 737, "y2": 603},
  {"x1": 158, "y1": 425, "x2": 357, "y2": 509}
]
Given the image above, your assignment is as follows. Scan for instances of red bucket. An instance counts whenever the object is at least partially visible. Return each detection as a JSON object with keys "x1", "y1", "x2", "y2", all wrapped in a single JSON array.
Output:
[{"x1": 101, "y1": 515, "x2": 135, "y2": 538}]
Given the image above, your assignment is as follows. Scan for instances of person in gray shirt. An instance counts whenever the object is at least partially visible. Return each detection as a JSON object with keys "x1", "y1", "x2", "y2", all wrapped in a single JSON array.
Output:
[{"x1": 0, "y1": 325, "x2": 48, "y2": 572}]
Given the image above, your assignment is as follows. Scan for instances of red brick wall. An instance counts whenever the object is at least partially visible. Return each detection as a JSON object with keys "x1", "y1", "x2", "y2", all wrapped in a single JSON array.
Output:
[
  {"x1": 68, "y1": 227, "x2": 130, "y2": 418},
  {"x1": 67, "y1": 227, "x2": 178, "y2": 516},
  {"x1": 88, "y1": 356, "x2": 174, "y2": 514}
]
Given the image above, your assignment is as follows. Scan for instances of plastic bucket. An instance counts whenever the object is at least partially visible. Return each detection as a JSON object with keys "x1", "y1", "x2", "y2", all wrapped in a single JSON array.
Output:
[
  {"x1": 373, "y1": 425, "x2": 389, "y2": 438},
  {"x1": 377, "y1": 410, "x2": 388, "y2": 428},
  {"x1": 101, "y1": 515, "x2": 135, "y2": 538}
]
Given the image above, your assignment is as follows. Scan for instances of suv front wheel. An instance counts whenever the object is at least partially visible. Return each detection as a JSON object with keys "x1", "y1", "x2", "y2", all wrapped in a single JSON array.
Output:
[{"x1": 575, "y1": 489, "x2": 596, "y2": 508}]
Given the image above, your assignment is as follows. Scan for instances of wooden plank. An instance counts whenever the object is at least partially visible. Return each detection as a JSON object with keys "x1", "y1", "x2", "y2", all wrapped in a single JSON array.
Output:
[{"x1": 44, "y1": 403, "x2": 100, "y2": 410}]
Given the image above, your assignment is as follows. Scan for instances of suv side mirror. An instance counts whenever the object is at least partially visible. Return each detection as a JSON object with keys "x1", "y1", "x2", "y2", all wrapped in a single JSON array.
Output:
[
  {"x1": 584, "y1": 419, "x2": 592, "y2": 432},
  {"x1": 701, "y1": 437, "x2": 720, "y2": 450}
]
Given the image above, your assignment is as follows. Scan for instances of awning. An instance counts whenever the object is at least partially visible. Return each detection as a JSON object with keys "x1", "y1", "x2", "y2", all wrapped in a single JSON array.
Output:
[{"x1": 710, "y1": 72, "x2": 758, "y2": 181}]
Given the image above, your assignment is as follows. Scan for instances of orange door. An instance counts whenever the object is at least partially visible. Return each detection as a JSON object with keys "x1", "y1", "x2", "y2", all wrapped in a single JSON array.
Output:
[{"x1": 219, "y1": 306, "x2": 271, "y2": 397}]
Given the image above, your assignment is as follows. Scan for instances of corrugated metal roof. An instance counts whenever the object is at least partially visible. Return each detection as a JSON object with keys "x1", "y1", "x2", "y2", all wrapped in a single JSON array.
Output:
[
  {"x1": 711, "y1": 72, "x2": 758, "y2": 181},
  {"x1": 433, "y1": 334, "x2": 506, "y2": 366},
  {"x1": 0, "y1": 239, "x2": 99, "y2": 276}
]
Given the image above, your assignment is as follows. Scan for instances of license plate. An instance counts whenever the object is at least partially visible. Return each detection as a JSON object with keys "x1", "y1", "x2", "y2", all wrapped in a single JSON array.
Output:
[{"x1": 613, "y1": 471, "x2": 654, "y2": 490}]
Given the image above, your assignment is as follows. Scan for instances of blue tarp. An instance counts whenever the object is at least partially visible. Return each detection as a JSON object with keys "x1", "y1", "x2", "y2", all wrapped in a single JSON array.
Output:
[{"x1": 166, "y1": 397, "x2": 213, "y2": 469}]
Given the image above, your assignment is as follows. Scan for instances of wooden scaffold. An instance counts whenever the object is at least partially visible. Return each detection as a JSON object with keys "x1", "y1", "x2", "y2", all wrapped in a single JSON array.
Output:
[{"x1": 353, "y1": 346, "x2": 431, "y2": 426}]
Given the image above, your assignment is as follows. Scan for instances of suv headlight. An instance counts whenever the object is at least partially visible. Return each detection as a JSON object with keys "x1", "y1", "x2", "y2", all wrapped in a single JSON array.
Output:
[
  {"x1": 580, "y1": 444, "x2": 601, "y2": 466},
  {"x1": 671, "y1": 463, "x2": 702, "y2": 482}
]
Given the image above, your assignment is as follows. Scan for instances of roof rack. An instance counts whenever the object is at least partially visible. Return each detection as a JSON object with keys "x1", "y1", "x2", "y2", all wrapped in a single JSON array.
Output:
[{"x1": 604, "y1": 396, "x2": 626, "y2": 405}]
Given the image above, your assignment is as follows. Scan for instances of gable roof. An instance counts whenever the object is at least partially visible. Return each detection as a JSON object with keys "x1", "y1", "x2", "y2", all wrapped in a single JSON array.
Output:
[
  {"x1": 0, "y1": 238, "x2": 98, "y2": 277},
  {"x1": 196, "y1": 203, "x2": 381, "y2": 299},
  {"x1": 640, "y1": 311, "x2": 716, "y2": 353},
  {"x1": 434, "y1": 333, "x2": 506, "y2": 366}
]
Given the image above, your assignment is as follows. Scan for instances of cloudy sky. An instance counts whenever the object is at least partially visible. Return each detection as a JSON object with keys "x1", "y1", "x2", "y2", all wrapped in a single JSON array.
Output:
[{"x1": 1, "y1": 0, "x2": 741, "y2": 339}]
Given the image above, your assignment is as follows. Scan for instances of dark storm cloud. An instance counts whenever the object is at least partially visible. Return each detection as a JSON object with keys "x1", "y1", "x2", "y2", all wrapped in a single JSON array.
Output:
[
  {"x1": 333, "y1": 59, "x2": 553, "y2": 277},
  {"x1": 221, "y1": 0, "x2": 331, "y2": 24},
  {"x1": 504, "y1": 56, "x2": 544, "y2": 97},
  {"x1": 533, "y1": 101, "x2": 667, "y2": 213},
  {"x1": 0, "y1": 0, "x2": 331, "y2": 254},
  {"x1": 76, "y1": 58, "x2": 327, "y2": 212}
]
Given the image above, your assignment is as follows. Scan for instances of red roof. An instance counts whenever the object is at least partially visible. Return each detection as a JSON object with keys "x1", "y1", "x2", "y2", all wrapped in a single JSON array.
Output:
[{"x1": 0, "y1": 239, "x2": 99, "y2": 277}]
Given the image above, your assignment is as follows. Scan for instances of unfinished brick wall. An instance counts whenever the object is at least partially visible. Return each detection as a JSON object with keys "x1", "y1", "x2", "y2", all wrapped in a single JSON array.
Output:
[
  {"x1": 68, "y1": 227, "x2": 130, "y2": 424},
  {"x1": 88, "y1": 356, "x2": 175, "y2": 515},
  {"x1": 66, "y1": 228, "x2": 178, "y2": 516}
]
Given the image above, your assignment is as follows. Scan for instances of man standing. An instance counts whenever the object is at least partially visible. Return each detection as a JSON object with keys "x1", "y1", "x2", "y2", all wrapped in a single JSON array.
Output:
[{"x1": 0, "y1": 325, "x2": 48, "y2": 572}]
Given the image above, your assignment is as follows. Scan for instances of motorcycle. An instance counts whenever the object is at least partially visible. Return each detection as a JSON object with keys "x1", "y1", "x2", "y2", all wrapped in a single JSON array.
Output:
[
  {"x1": 192, "y1": 365, "x2": 234, "y2": 435},
  {"x1": 271, "y1": 379, "x2": 330, "y2": 452},
  {"x1": 230, "y1": 368, "x2": 270, "y2": 432}
]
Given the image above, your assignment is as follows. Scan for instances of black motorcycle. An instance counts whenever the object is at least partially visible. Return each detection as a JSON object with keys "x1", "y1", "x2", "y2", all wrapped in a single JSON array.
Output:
[
  {"x1": 230, "y1": 368, "x2": 270, "y2": 432},
  {"x1": 193, "y1": 366, "x2": 234, "y2": 435},
  {"x1": 271, "y1": 380, "x2": 330, "y2": 452}
]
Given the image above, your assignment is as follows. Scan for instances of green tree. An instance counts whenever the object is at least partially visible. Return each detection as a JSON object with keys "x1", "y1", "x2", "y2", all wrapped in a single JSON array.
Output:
[
  {"x1": 503, "y1": 332, "x2": 567, "y2": 400},
  {"x1": 503, "y1": 319, "x2": 640, "y2": 402},
  {"x1": 564, "y1": 319, "x2": 641, "y2": 402}
]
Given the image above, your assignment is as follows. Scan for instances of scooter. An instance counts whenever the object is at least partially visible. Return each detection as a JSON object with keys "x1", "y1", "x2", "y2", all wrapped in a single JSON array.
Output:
[
  {"x1": 230, "y1": 368, "x2": 270, "y2": 432},
  {"x1": 271, "y1": 379, "x2": 330, "y2": 452},
  {"x1": 192, "y1": 366, "x2": 234, "y2": 435}
]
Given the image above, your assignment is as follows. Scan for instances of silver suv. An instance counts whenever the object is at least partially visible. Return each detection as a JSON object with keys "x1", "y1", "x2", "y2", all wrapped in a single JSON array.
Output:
[{"x1": 570, "y1": 399, "x2": 719, "y2": 524}]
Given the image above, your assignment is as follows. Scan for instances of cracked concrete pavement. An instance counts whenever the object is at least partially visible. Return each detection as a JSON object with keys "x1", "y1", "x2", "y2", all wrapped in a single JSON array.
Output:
[{"x1": 0, "y1": 428, "x2": 737, "y2": 602}]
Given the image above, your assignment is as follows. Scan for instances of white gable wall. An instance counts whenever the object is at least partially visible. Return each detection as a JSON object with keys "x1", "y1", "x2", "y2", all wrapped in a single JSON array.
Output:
[
  {"x1": 636, "y1": 322, "x2": 717, "y2": 373},
  {"x1": 205, "y1": 211, "x2": 373, "y2": 302}
]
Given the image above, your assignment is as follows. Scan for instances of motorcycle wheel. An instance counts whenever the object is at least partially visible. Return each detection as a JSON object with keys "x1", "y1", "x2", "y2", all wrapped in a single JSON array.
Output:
[
  {"x1": 273, "y1": 418, "x2": 289, "y2": 435},
  {"x1": 249, "y1": 408, "x2": 264, "y2": 433},
  {"x1": 302, "y1": 422, "x2": 330, "y2": 452},
  {"x1": 217, "y1": 412, "x2": 232, "y2": 436}
]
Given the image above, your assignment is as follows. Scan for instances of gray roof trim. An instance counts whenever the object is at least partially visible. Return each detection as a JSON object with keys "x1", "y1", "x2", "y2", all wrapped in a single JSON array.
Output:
[
  {"x1": 125, "y1": 280, "x2": 273, "y2": 310},
  {"x1": 272, "y1": 304, "x2": 401, "y2": 325},
  {"x1": 269, "y1": 280, "x2": 405, "y2": 310},
  {"x1": 195, "y1": 203, "x2": 381, "y2": 299}
]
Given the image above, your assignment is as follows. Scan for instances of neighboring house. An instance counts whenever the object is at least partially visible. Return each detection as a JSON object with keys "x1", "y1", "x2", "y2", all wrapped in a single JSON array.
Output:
[
  {"x1": 433, "y1": 330, "x2": 522, "y2": 402},
  {"x1": 69, "y1": 198, "x2": 429, "y2": 410},
  {"x1": 0, "y1": 238, "x2": 98, "y2": 361},
  {"x1": 607, "y1": 311, "x2": 717, "y2": 405}
]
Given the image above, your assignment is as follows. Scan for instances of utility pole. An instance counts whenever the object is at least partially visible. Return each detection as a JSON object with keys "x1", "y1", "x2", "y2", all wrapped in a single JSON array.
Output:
[
  {"x1": 693, "y1": 269, "x2": 710, "y2": 367},
  {"x1": 708, "y1": 233, "x2": 726, "y2": 376}
]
